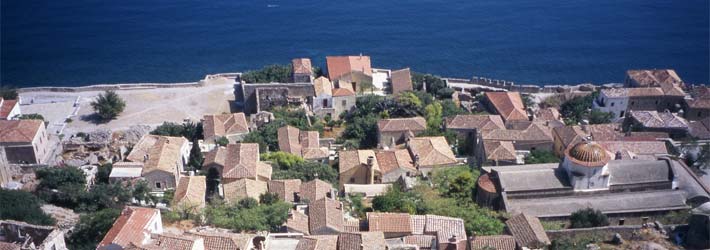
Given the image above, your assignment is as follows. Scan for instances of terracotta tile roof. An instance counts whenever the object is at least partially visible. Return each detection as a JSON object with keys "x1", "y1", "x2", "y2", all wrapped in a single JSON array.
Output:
[
  {"x1": 505, "y1": 213, "x2": 550, "y2": 247},
  {"x1": 308, "y1": 198, "x2": 344, "y2": 234},
  {"x1": 597, "y1": 141, "x2": 668, "y2": 160},
  {"x1": 0, "y1": 99, "x2": 18, "y2": 119},
  {"x1": 0, "y1": 120, "x2": 42, "y2": 143},
  {"x1": 338, "y1": 232, "x2": 386, "y2": 250},
  {"x1": 343, "y1": 219, "x2": 361, "y2": 232},
  {"x1": 410, "y1": 215, "x2": 426, "y2": 235},
  {"x1": 153, "y1": 233, "x2": 202, "y2": 250},
  {"x1": 483, "y1": 140, "x2": 517, "y2": 162},
  {"x1": 326, "y1": 55, "x2": 372, "y2": 80},
  {"x1": 203, "y1": 143, "x2": 272, "y2": 180},
  {"x1": 98, "y1": 206, "x2": 161, "y2": 248},
  {"x1": 483, "y1": 123, "x2": 554, "y2": 142},
  {"x1": 583, "y1": 124, "x2": 623, "y2": 141},
  {"x1": 126, "y1": 135, "x2": 188, "y2": 175},
  {"x1": 285, "y1": 210, "x2": 310, "y2": 235},
  {"x1": 477, "y1": 173, "x2": 497, "y2": 193},
  {"x1": 470, "y1": 235, "x2": 516, "y2": 250},
  {"x1": 313, "y1": 76, "x2": 333, "y2": 96},
  {"x1": 484, "y1": 92, "x2": 528, "y2": 122},
  {"x1": 338, "y1": 150, "x2": 380, "y2": 174},
  {"x1": 626, "y1": 69, "x2": 683, "y2": 87},
  {"x1": 445, "y1": 115, "x2": 505, "y2": 132},
  {"x1": 688, "y1": 97, "x2": 710, "y2": 109},
  {"x1": 268, "y1": 179, "x2": 302, "y2": 203},
  {"x1": 295, "y1": 235, "x2": 338, "y2": 250},
  {"x1": 367, "y1": 212, "x2": 412, "y2": 234},
  {"x1": 629, "y1": 111, "x2": 689, "y2": 129},
  {"x1": 659, "y1": 81, "x2": 686, "y2": 96},
  {"x1": 391, "y1": 68, "x2": 413, "y2": 95},
  {"x1": 173, "y1": 176, "x2": 206, "y2": 210},
  {"x1": 278, "y1": 126, "x2": 328, "y2": 159},
  {"x1": 292, "y1": 58, "x2": 313, "y2": 75},
  {"x1": 402, "y1": 235, "x2": 436, "y2": 250},
  {"x1": 553, "y1": 126, "x2": 588, "y2": 149},
  {"x1": 332, "y1": 88, "x2": 355, "y2": 97},
  {"x1": 424, "y1": 215, "x2": 467, "y2": 246},
  {"x1": 408, "y1": 137, "x2": 457, "y2": 167},
  {"x1": 300, "y1": 179, "x2": 333, "y2": 203},
  {"x1": 690, "y1": 117, "x2": 710, "y2": 139},
  {"x1": 222, "y1": 178, "x2": 268, "y2": 201},
  {"x1": 0, "y1": 242, "x2": 20, "y2": 250},
  {"x1": 377, "y1": 117, "x2": 427, "y2": 132},
  {"x1": 534, "y1": 108, "x2": 561, "y2": 122},
  {"x1": 374, "y1": 149, "x2": 415, "y2": 174},
  {"x1": 203, "y1": 113, "x2": 249, "y2": 140},
  {"x1": 184, "y1": 231, "x2": 253, "y2": 250}
]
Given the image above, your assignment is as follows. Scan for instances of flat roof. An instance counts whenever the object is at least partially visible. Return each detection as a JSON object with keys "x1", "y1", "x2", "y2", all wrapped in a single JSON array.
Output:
[{"x1": 109, "y1": 167, "x2": 143, "y2": 178}]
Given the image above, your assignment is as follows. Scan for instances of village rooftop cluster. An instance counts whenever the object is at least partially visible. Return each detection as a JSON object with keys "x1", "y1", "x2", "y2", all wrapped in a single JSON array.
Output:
[{"x1": 0, "y1": 56, "x2": 709, "y2": 250}]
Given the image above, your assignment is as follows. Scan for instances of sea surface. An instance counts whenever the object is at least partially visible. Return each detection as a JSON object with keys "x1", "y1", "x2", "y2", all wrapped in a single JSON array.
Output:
[{"x1": 1, "y1": 0, "x2": 708, "y2": 87}]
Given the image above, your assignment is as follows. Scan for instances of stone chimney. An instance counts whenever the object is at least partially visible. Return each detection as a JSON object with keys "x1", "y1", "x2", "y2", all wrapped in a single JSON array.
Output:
[{"x1": 367, "y1": 156, "x2": 375, "y2": 184}]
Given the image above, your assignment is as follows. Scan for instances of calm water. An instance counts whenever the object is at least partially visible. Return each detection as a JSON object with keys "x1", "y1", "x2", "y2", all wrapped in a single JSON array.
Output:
[{"x1": 1, "y1": 0, "x2": 708, "y2": 87}]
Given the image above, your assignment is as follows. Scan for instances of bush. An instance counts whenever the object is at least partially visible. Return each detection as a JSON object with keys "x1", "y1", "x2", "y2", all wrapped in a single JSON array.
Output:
[
  {"x1": 0, "y1": 86, "x2": 18, "y2": 99},
  {"x1": 150, "y1": 121, "x2": 203, "y2": 141},
  {"x1": 560, "y1": 92, "x2": 599, "y2": 125},
  {"x1": 0, "y1": 190, "x2": 55, "y2": 225},
  {"x1": 67, "y1": 208, "x2": 121, "y2": 250},
  {"x1": 204, "y1": 199, "x2": 291, "y2": 232},
  {"x1": 215, "y1": 136, "x2": 229, "y2": 146},
  {"x1": 569, "y1": 208, "x2": 609, "y2": 228},
  {"x1": 91, "y1": 90, "x2": 126, "y2": 121},
  {"x1": 524, "y1": 150, "x2": 559, "y2": 164},
  {"x1": 242, "y1": 64, "x2": 293, "y2": 83},
  {"x1": 18, "y1": 113, "x2": 45, "y2": 121}
]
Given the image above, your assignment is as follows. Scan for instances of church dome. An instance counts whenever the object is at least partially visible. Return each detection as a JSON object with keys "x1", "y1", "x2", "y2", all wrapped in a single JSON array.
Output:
[{"x1": 565, "y1": 141, "x2": 610, "y2": 167}]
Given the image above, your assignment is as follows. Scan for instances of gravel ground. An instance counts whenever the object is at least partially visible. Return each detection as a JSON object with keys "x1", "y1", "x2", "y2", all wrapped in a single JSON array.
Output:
[{"x1": 19, "y1": 78, "x2": 235, "y2": 137}]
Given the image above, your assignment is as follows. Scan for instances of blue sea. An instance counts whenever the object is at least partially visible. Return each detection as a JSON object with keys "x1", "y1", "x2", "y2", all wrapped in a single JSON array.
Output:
[{"x1": 1, "y1": 0, "x2": 708, "y2": 87}]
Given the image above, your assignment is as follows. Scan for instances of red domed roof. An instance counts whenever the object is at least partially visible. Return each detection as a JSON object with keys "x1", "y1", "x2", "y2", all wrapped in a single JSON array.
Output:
[
  {"x1": 477, "y1": 173, "x2": 497, "y2": 193},
  {"x1": 564, "y1": 141, "x2": 610, "y2": 167}
]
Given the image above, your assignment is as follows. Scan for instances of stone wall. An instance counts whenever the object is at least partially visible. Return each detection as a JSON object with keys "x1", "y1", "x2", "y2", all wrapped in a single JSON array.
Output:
[{"x1": 546, "y1": 224, "x2": 678, "y2": 241}]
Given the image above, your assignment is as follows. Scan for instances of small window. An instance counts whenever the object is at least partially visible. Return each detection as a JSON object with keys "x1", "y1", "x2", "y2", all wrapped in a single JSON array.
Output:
[
  {"x1": 349, "y1": 178, "x2": 355, "y2": 183},
  {"x1": 618, "y1": 219, "x2": 625, "y2": 225},
  {"x1": 156, "y1": 182, "x2": 162, "y2": 189},
  {"x1": 642, "y1": 217, "x2": 649, "y2": 224},
  {"x1": 611, "y1": 102, "x2": 615, "y2": 107},
  {"x1": 630, "y1": 101, "x2": 634, "y2": 106},
  {"x1": 342, "y1": 100, "x2": 347, "y2": 106},
  {"x1": 655, "y1": 100, "x2": 659, "y2": 105},
  {"x1": 698, "y1": 111, "x2": 702, "y2": 117},
  {"x1": 620, "y1": 111, "x2": 625, "y2": 118},
  {"x1": 323, "y1": 99, "x2": 328, "y2": 107}
]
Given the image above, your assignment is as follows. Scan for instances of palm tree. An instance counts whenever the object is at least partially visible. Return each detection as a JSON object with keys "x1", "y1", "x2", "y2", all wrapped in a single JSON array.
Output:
[{"x1": 90, "y1": 90, "x2": 126, "y2": 121}]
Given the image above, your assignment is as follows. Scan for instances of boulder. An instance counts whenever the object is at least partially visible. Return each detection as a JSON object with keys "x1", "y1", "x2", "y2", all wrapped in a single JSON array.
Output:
[{"x1": 611, "y1": 233, "x2": 625, "y2": 245}]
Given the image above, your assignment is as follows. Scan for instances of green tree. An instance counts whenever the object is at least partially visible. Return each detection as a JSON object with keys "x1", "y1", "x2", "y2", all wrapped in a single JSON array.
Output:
[
  {"x1": 204, "y1": 199, "x2": 291, "y2": 232},
  {"x1": 441, "y1": 99, "x2": 468, "y2": 118},
  {"x1": 261, "y1": 152, "x2": 305, "y2": 169},
  {"x1": 569, "y1": 208, "x2": 609, "y2": 228},
  {"x1": 188, "y1": 140, "x2": 204, "y2": 171},
  {"x1": 273, "y1": 161, "x2": 338, "y2": 184},
  {"x1": 412, "y1": 72, "x2": 446, "y2": 96},
  {"x1": 91, "y1": 90, "x2": 126, "y2": 121},
  {"x1": 588, "y1": 110, "x2": 613, "y2": 124},
  {"x1": 424, "y1": 102, "x2": 443, "y2": 130},
  {"x1": 242, "y1": 64, "x2": 293, "y2": 83},
  {"x1": 18, "y1": 113, "x2": 45, "y2": 121},
  {"x1": 396, "y1": 92, "x2": 423, "y2": 111},
  {"x1": 96, "y1": 163, "x2": 112, "y2": 184},
  {"x1": 560, "y1": 92, "x2": 598, "y2": 125},
  {"x1": 215, "y1": 136, "x2": 229, "y2": 146},
  {"x1": 67, "y1": 208, "x2": 121, "y2": 250},
  {"x1": 0, "y1": 86, "x2": 18, "y2": 99},
  {"x1": 0, "y1": 190, "x2": 55, "y2": 225},
  {"x1": 524, "y1": 150, "x2": 560, "y2": 164},
  {"x1": 259, "y1": 192, "x2": 280, "y2": 205}
]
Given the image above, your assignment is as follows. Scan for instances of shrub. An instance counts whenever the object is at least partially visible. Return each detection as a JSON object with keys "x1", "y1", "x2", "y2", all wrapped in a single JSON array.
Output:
[
  {"x1": 0, "y1": 190, "x2": 55, "y2": 225},
  {"x1": 524, "y1": 150, "x2": 559, "y2": 164},
  {"x1": 242, "y1": 64, "x2": 293, "y2": 83},
  {"x1": 18, "y1": 113, "x2": 45, "y2": 121},
  {"x1": 215, "y1": 136, "x2": 229, "y2": 146},
  {"x1": 67, "y1": 208, "x2": 121, "y2": 250},
  {"x1": 569, "y1": 208, "x2": 609, "y2": 228},
  {"x1": 91, "y1": 90, "x2": 126, "y2": 121}
]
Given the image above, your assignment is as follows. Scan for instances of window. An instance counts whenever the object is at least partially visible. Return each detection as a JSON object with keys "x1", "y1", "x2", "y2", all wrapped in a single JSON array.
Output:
[
  {"x1": 618, "y1": 219, "x2": 625, "y2": 225},
  {"x1": 620, "y1": 111, "x2": 624, "y2": 118},
  {"x1": 699, "y1": 111, "x2": 703, "y2": 117},
  {"x1": 155, "y1": 182, "x2": 162, "y2": 189},
  {"x1": 342, "y1": 100, "x2": 347, "y2": 106},
  {"x1": 610, "y1": 102, "x2": 615, "y2": 107},
  {"x1": 351, "y1": 82, "x2": 357, "y2": 92},
  {"x1": 630, "y1": 101, "x2": 634, "y2": 106},
  {"x1": 642, "y1": 217, "x2": 649, "y2": 224},
  {"x1": 349, "y1": 178, "x2": 355, "y2": 183},
  {"x1": 655, "y1": 100, "x2": 659, "y2": 105},
  {"x1": 323, "y1": 99, "x2": 328, "y2": 107}
]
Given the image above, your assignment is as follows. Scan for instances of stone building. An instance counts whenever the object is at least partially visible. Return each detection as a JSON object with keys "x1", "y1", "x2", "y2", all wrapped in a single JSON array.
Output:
[
  {"x1": 390, "y1": 68, "x2": 413, "y2": 95},
  {"x1": 0, "y1": 120, "x2": 50, "y2": 165},
  {"x1": 236, "y1": 83, "x2": 315, "y2": 115},
  {"x1": 326, "y1": 55, "x2": 372, "y2": 94},
  {"x1": 625, "y1": 110, "x2": 689, "y2": 138},
  {"x1": 292, "y1": 58, "x2": 313, "y2": 83},
  {"x1": 277, "y1": 125, "x2": 328, "y2": 161},
  {"x1": 202, "y1": 143, "x2": 272, "y2": 202},
  {"x1": 377, "y1": 117, "x2": 427, "y2": 148},
  {"x1": 483, "y1": 92, "x2": 529, "y2": 124},
  {"x1": 331, "y1": 88, "x2": 356, "y2": 120},
  {"x1": 202, "y1": 113, "x2": 250, "y2": 144},
  {"x1": 0, "y1": 220, "x2": 67, "y2": 250},
  {"x1": 624, "y1": 69, "x2": 683, "y2": 88},
  {"x1": 476, "y1": 141, "x2": 710, "y2": 225},
  {"x1": 0, "y1": 98, "x2": 20, "y2": 120},
  {"x1": 122, "y1": 135, "x2": 190, "y2": 192},
  {"x1": 98, "y1": 207, "x2": 163, "y2": 249}
]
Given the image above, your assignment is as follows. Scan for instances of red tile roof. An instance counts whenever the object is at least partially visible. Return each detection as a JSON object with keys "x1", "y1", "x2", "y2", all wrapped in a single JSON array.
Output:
[
  {"x1": 505, "y1": 213, "x2": 550, "y2": 247},
  {"x1": 470, "y1": 235, "x2": 516, "y2": 250},
  {"x1": 300, "y1": 179, "x2": 333, "y2": 203},
  {"x1": 367, "y1": 212, "x2": 412, "y2": 234},
  {"x1": 203, "y1": 113, "x2": 249, "y2": 140},
  {"x1": 483, "y1": 140, "x2": 517, "y2": 162},
  {"x1": 285, "y1": 210, "x2": 310, "y2": 235},
  {"x1": 626, "y1": 69, "x2": 683, "y2": 87},
  {"x1": 377, "y1": 117, "x2": 427, "y2": 132},
  {"x1": 184, "y1": 231, "x2": 253, "y2": 250},
  {"x1": 309, "y1": 198, "x2": 344, "y2": 234},
  {"x1": 0, "y1": 99, "x2": 18, "y2": 119},
  {"x1": 484, "y1": 92, "x2": 528, "y2": 122},
  {"x1": 203, "y1": 143, "x2": 272, "y2": 180},
  {"x1": 391, "y1": 68, "x2": 413, "y2": 95},
  {"x1": 295, "y1": 235, "x2": 338, "y2": 250},
  {"x1": 268, "y1": 179, "x2": 302, "y2": 203},
  {"x1": 408, "y1": 137, "x2": 457, "y2": 167},
  {"x1": 332, "y1": 88, "x2": 355, "y2": 97},
  {"x1": 98, "y1": 206, "x2": 161, "y2": 248},
  {"x1": 445, "y1": 115, "x2": 506, "y2": 132},
  {"x1": 326, "y1": 55, "x2": 372, "y2": 80},
  {"x1": 173, "y1": 176, "x2": 207, "y2": 210},
  {"x1": 0, "y1": 120, "x2": 42, "y2": 143},
  {"x1": 337, "y1": 232, "x2": 386, "y2": 250},
  {"x1": 292, "y1": 58, "x2": 313, "y2": 75},
  {"x1": 374, "y1": 149, "x2": 415, "y2": 174},
  {"x1": 477, "y1": 173, "x2": 497, "y2": 193}
]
